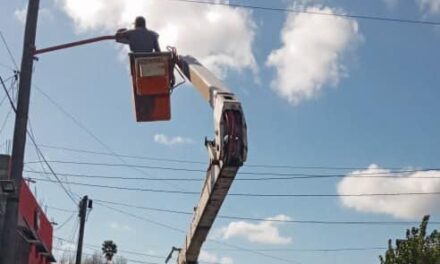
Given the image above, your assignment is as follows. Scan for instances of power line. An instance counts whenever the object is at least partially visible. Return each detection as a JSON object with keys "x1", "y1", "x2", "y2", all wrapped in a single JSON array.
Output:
[
  {"x1": 205, "y1": 247, "x2": 387, "y2": 253},
  {"x1": 37, "y1": 143, "x2": 417, "y2": 171},
  {"x1": 95, "y1": 201, "x2": 187, "y2": 234},
  {"x1": 0, "y1": 73, "x2": 77, "y2": 204},
  {"x1": 52, "y1": 247, "x2": 160, "y2": 264},
  {"x1": 91, "y1": 199, "x2": 440, "y2": 226},
  {"x1": 0, "y1": 75, "x2": 17, "y2": 112},
  {"x1": 96, "y1": 202, "x2": 296, "y2": 264},
  {"x1": 0, "y1": 109, "x2": 12, "y2": 137},
  {"x1": 162, "y1": 0, "x2": 440, "y2": 26},
  {"x1": 34, "y1": 85, "x2": 188, "y2": 192},
  {"x1": 23, "y1": 168, "x2": 440, "y2": 182},
  {"x1": 0, "y1": 75, "x2": 17, "y2": 109},
  {"x1": 0, "y1": 31, "x2": 19, "y2": 69},
  {"x1": 55, "y1": 236, "x2": 166, "y2": 259},
  {"x1": 30, "y1": 177, "x2": 440, "y2": 198},
  {"x1": 26, "y1": 133, "x2": 78, "y2": 204},
  {"x1": 48, "y1": 205, "x2": 76, "y2": 213},
  {"x1": 0, "y1": 62, "x2": 15, "y2": 71},
  {"x1": 38, "y1": 143, "x2": 206, "y2": 165},
  {"x1": 55, "y1": 212, "x2": 76, "y2": 230},
  {"x1": 24, "y1": 169, "x2": 203, "y2": 181},
  {"x1": 25, "y1": 159, "x2": 440, "y2": 178},
  {"x1": 208, "y1": 239, "x2": 299, "y2": 264}
]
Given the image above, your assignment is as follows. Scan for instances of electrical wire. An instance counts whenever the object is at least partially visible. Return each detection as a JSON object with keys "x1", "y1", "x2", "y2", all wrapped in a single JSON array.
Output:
[
  {"x1": 37, "y1": 143, "x2": 421, "y2": 171},
  {"x1": 0, "y1": 62, "x2": 15, "y2": 71},
  {"x1": 0, "y1": 75, "x2": 17, "y2": 108},
  {"x1": 56, "y1": 235, "x2": 386, "y2": 255},
  {"x1": 161, "y1": 0, "x2": 440, "y2": 26},
  {"x1": 205, "y1": 247, "x2": 387, "y2": 253},
  {"x1": 30, "y1": 177, "x2": 440, "y2": 197},
  {"x1": 0, "y1": 73, "x2": 78, "y2": 204},
  {"x1": 24, "y1": 169, "x2": 203, "y2": 181},
  {"x1": 0, "y1": 31, "x2": 19, "y2": 69},
  {"x1": 55, "y1": 212, "x2": 76, "y2": 230},
  {"x1": 207, "y1": 239, "x2": 299, "y2": 264},
  {"x1": 48, "y1": 205, "x2": 76, "y2": 213},
  {"x1": 0, "y1": 75, "x2": 17, "y2": 112},
  {"x1": 26, "y1": 133, "x2": 78, "y2": 204},
  {"x1": 95, "y1": 201, "x2": 187, "y2": 234},
  {"x1": 0, "y1": 109, "x2": 12, "y2": 136},
  {"x1": 52, "y1": 247, "x2": 160, "y2": 264},
  {"x1": 23, "y1": 168, "x2": 440, "y2": 182},
  {"x1": 25, "y1": 159, "x2": 440, "y2": 178},
  {"x1": 91, "y1": 199, "x2": 440, "y2": 226},
  {"x1": 29, "y1": 118, "x2": 77, "y2": 195},
  {"x1": 38, "y1": 143, "x2": 206, "y2": 165},
  {"x1": 96, "y1": 202, "x2": 297, "y2": 264},
  {"x1": 34, "y1": 85, "x2": 187, "y2": 192},
  {"x1": 55, "y1": 236, "x2": 165, "y2": 259}
]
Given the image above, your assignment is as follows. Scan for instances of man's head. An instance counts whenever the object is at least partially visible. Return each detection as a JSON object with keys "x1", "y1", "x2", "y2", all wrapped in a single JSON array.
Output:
[{"x1": 134, "y1": 16, "x2": 146, "y2": 28}]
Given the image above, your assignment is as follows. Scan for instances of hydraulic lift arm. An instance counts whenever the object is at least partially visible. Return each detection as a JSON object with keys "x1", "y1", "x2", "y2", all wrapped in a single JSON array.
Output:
[{"x1": 173, "y1": 55, "x2": 248, "y2": 264}]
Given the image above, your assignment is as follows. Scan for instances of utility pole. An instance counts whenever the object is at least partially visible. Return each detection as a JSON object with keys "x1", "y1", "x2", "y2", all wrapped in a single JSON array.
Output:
[
  {"x1": 76, "y1": 195, "x2": 90, "y2": 264},
  {"x1": 0, "y1": 0, "x2": 40, "y2": 262}
]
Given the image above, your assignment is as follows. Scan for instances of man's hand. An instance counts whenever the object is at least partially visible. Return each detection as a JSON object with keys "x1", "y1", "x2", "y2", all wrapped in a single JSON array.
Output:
[{"x1": 115, "y1": 28, "x2": 127, "y2": 41}]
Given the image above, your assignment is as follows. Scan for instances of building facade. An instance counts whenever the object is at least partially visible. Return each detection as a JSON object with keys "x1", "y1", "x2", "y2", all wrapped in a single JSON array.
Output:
[{"x1": 0, "y1": 155, "x2": 55, "y2": 263}]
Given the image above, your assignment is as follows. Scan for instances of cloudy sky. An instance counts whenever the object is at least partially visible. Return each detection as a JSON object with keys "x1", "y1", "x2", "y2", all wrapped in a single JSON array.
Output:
[{"x1": 1, "y1": 0, "x2": 440, "y2": 263}]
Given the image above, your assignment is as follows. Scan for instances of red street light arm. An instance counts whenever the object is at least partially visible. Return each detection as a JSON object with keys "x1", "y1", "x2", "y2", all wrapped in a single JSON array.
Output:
[{"x1": 33, "y1": 35, "x2": 116, "y2": 55}]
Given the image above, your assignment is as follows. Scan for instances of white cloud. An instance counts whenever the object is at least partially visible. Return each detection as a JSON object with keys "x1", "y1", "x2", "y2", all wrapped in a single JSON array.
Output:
[
  {"x1": 266, "y1": 6, "x2": 361, "y2": 105},
  {"x1": 199, "y1": 251, "x2": 233, "y2": 264},
  {"x1": 218, "y1": 214, "x2": 292, "y2": 245},
  {"x1": 14, "y1": 6, "x2": 27, "y2": 24},
  {"x1": 109, "y1": 222, "x2": 133, "y2": 232},
  {"x1": 337, "y1": 164, "x2": 440, "y2": 219},
  {"x1": 153, "y1": 133, "x2": 193, "y2": 146},
  {"x1": 417, "y1": 0, "x2": 440, "y2": 15},
  {"x1": 14, "y1": 5, "x2": 53, "y2": 24},
  {"x1": 56, "y1": 0, "x2": 257, "y2": 76}
]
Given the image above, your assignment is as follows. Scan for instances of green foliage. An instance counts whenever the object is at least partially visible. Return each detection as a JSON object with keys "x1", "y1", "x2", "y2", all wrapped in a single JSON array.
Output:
[
  {"x1": 379, "y1": 215, "x2": 440, "y2": 264},
  {"x1": 102, "y1": 240, "x2": 118, "y2": 262}
]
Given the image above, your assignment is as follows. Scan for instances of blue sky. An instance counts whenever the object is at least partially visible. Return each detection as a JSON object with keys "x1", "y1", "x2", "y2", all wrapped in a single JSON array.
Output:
[{"x1": 1, "y1": 0, "x2": 440, "y2": 264}]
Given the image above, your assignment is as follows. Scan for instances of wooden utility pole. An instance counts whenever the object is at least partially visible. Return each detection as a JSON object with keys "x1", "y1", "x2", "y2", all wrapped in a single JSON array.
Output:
[
  {"x1": 0, "y1": 0, "x2": 40, "y2": 262},
  {"x1": 75, "y1": 195, "x2": 89, "y2": 264}
]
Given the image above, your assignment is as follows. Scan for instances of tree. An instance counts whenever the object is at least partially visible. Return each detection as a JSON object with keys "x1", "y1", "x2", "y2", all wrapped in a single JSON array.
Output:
[
  {"x1": 102, "y1": 240, "x2": 118, "y2": 264},
  {"x1": 379, "y1": 215, "x2": 440, "y2": 264}
]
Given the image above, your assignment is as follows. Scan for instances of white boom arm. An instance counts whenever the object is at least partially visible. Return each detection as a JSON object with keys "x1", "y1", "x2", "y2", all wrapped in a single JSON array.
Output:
[{"x1": 175, "y1": 55, "x2": 248, "y2": 264}]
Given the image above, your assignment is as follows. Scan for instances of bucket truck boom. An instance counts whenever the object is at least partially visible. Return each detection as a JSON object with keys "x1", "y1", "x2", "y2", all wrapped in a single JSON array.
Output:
[{"x1": 173, "y1": 55, "x2": 248, "y2": 264}]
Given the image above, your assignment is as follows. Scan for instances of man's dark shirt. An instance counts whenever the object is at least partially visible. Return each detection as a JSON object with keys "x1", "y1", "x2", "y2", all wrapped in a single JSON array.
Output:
[{"x1": 116, "y1": 27, "x2": 161, "y2": 52}]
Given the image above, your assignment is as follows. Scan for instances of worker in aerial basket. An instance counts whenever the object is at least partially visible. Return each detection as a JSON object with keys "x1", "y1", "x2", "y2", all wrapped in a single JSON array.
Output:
[{"x1": 115, "y1": 16, "x2": 161, "y2": 52}]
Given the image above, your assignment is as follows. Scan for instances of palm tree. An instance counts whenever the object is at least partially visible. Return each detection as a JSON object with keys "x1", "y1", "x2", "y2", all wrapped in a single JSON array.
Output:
[{"x1": 101, "y1": 240, "x2": 117, "y2": 264}]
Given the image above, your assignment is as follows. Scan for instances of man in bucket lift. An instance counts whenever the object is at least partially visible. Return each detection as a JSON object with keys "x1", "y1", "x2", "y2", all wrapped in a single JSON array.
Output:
[
  {"x1": 116, "y1": 16, "x2": 175, "y2": 87},
  {"x1": 115, "y1": 16, "x2": 161, "y2": 52}
]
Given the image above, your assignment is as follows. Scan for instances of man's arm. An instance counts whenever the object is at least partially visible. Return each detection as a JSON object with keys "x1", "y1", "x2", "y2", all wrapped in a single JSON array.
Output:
[{"x1": 115, "y1": 28, "x2": 130, "y2": 44}]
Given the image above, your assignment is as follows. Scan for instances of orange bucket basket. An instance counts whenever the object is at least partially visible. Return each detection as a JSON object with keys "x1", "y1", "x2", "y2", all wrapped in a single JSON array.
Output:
[{"x1": 129, "y1": 52, "x2": 172, "y2": 122}]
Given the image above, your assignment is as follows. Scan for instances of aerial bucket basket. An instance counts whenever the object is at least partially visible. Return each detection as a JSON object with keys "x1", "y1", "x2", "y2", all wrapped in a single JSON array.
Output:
[{"x1": 129, "y1": 52, "x2": 173, "y2": 122}]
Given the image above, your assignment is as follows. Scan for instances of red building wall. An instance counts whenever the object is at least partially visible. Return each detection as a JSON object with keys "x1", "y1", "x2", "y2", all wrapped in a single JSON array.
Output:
[{"x1": 18, "y1": 180, "x2": 54, "y2": 264}]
